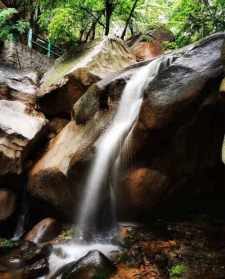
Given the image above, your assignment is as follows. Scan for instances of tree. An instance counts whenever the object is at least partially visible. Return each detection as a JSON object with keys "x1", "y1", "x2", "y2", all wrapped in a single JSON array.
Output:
[
  {"x1": 0, "y1": 8, "x2": 29, "y2": 41},
  {"x1": 104, "y1": 0, "x2": 114, "y2": 35}
]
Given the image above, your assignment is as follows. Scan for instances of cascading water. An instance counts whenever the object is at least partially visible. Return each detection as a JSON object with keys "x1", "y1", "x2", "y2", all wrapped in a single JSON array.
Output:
[
  {"x1": 47, "y1": 57, "x2": 164, "y2": 278},
  {"x1": 77, "y1": 57, "x2": 163, "y2": 240}
]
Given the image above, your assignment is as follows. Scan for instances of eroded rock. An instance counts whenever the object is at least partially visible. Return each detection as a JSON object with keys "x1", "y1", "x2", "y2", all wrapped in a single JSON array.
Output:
[
  {"x1": 0, "y1": 100, "x2": 48, "y2": 175},
  {"x1": 0, "y1": 65, "x2": 38, "y2": 104}
]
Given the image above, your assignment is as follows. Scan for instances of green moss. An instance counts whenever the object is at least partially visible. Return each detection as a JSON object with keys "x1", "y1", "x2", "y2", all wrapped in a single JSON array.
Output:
[{"x1": 169, "y1": 263, "x2": 187, "y2": 278}]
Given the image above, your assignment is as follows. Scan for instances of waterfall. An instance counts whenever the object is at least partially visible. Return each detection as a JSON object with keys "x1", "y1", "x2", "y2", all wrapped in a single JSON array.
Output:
[
  {"x1": 77, "y1": 57, "x2": 163, "y2": 240},
  {"x1": 12, "y1": 185, "x2": 28, "y2": 240}
]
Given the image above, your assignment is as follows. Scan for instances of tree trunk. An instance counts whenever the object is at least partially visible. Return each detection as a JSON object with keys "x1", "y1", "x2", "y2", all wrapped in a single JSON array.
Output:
[
  {"x1": 121, "y1": 0, "x2": 139, "y2": 39},
  {"x1": 105, "y1": 0, "x2": 113, "y2": 36}
]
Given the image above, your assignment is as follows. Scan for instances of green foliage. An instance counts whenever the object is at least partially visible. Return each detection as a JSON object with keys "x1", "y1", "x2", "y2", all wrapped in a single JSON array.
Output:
[
  {"x1": 47, "y1": 7, "x2": 78, "y2": 43},
  {"x1": 0, "y1": 8, "x2": 29, "y2": 41},
  {"x1": 58, "y1": 228, "x2": 74, "y2": 241},
  {"x1": 0, "y1": 238, "x2": 18, "y2": 248},
  {"x1": 169, "y1": 0, "x2": 225, "y2": 47},
  {"x1": 38, "y1": 0, "x2": 105, "y2": 45},
  {"x1": 169, "y1": 263, "x2": 187, "y2": 278},
  {"x1": 5, "y1": 0, "x2": 225, "y2": 48}
]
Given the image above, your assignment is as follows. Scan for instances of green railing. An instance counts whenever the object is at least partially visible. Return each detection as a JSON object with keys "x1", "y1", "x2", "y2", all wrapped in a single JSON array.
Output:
[{"x1": 27, "y1": 29, "x2": 64, "y2": 58}]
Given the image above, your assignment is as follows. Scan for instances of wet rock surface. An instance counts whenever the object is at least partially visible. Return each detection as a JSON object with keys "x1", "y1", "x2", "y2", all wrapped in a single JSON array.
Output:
[
  {"x1": 0, "y1": 240, "x2": 51, "y2": 278},
  {"x1": 51, "y1": 250, "x2": 116, "y2": 279},
  {"x1": 25, "y1": 218, "x2": 61, "y2": 243}
]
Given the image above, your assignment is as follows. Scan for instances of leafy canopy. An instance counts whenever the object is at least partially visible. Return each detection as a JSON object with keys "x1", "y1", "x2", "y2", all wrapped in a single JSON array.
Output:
[{"x1": 2, "y1": 0, "x2": 225, "y2": 48}]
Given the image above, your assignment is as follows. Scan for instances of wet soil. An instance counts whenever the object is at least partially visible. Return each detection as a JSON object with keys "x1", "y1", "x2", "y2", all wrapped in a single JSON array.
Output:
[{"x1": 112, "y1": 216, "x2": 225, "y2": 279}]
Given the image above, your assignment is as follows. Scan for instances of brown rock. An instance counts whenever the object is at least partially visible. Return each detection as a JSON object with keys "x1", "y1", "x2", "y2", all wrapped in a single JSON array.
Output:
[
  {"x1": 118, "y1": 168, "x2": 169, "y2": 217},
  {"x1": 131, "y1": 41, "x2": 162, "y2": 61},
  {"x1": 48, "y1": 118, "x2": 69, "y2": 139},
  {"x1": 25, "y1": 218, "x2": 61, "y2": 243},
  {"x1": 37, "y1": 37, "x2": 136, "y2": 116},
  {"x1": 0, "y1": 100, "x2": 48, "y2": 175},
  {"x1": 0, "y1": 189, "x2": 16, "y2": 221},
  {"x1": 28, "y1": 108, "x2": 115, "y2": 215}
]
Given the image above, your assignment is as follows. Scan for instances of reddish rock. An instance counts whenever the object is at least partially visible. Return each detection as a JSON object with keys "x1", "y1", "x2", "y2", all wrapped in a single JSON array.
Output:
[
  {"x1": 25, "y1": 218, "x2": 61, "y2": 243},
  {"x1": 131, "y1": 41, "x2": 162, "y2": 61},
  {"x1": 118, "y1": 168, "x2": 169, "y2": 215}
]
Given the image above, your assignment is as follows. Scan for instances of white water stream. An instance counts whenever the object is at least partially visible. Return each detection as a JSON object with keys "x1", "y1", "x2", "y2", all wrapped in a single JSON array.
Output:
[{"x1": 77, "y1": 57, "x2": 163, "y2": 239}]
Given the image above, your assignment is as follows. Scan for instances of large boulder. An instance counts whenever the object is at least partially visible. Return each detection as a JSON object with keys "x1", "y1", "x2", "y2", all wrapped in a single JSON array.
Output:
[
  {"x1": 38, "y1": 37, "x2": 136, "y2": 116},
  {"x1": 29, "y1": 33, "x2": 225, "y2": 219},
  {"x1": 0, "y1": 100, "x2": 48, "y2": 175}
]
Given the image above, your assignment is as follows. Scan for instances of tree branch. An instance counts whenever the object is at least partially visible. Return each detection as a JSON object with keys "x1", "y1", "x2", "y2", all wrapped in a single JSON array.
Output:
[{"x1": 121, "y1": 0, "x2": 139, "y2": 39}]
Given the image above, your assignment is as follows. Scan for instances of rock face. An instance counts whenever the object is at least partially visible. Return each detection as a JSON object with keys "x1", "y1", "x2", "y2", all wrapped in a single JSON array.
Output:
[
  {"x1": 51, "y1": 250, "x2": 116, "y2": 279},
  {"x1": 0, "y1": 100, "x2": 48, "y2": 175},
  {"x1": 25, "y1": 218, "x2": 61, "y2": 243},
  {"x1": 0, "y1": 189, "x2": 16, "y2": 221},
  {"x1": 37, "y1": 37, "x2": 136, "y2": 116}
]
